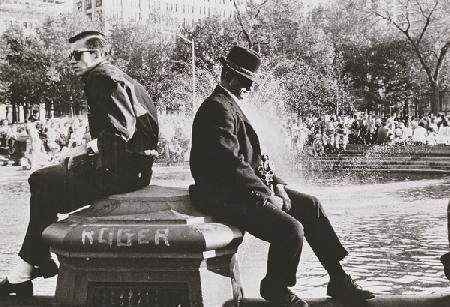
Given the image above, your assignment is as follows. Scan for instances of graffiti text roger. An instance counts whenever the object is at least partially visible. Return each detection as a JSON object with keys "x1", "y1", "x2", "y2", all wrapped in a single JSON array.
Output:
[{"x1": 81, "y1": 227, "x2": 170, "y2": 247}]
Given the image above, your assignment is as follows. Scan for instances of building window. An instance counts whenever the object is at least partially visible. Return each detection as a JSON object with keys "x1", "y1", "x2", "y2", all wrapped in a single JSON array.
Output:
[
  {"x1": 85, "y1": 0, "x2": 92, "y2": 10},
  {"x1": 95, "y1": 0, "x2": 101, "y2": 7},
  {"x1": 76, "y1": 0, "x2": 82, "y2": 10},
  {"x1": 86, "y1": 12, "x2": 92, "y2": 19}
]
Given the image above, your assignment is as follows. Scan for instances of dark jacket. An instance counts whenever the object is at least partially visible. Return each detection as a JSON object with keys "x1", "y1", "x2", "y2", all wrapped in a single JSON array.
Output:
[
  {"x1": 189, "y1": 85, "x2": 284, "y2": 220},
  {"x1": 83, "y1": 62, "x2": 159, "y2": 190}
]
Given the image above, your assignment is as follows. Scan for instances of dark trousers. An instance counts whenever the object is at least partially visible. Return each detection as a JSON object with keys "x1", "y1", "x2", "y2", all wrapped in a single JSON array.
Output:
[
  {"x1": 18, "y1": 155, "x2": 153, "y2": 266},
  {"x1": 240, "y1": 188, "x2": 348, "y2": 287}
]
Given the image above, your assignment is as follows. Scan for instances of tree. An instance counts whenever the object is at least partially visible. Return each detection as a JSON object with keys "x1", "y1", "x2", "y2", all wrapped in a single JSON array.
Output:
[
  {"x1": 0, "y1": 26, "x2": 52, "y2": 121},
  {"x1": 0, "y1": 12, "x2": 102, "y2": 121},
  {"x1": 369, "y1": 0, "x2": 450, "y2": 114}
]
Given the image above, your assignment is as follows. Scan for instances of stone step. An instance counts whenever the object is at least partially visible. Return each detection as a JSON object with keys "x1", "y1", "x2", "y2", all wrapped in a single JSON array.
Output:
[
  {"x1": 2, "y1": 294, "x2": 450, "y2": 307},
  {"x1": 305, "y1": 159, "x2": 450, "y2": 166},
  {"x1": 341, "y1": 165, "x2": 450, "y2": 170},
  {"x1": 311, "y1": 163, "x2": 450, "y2": 170},
  {"x1": 340, "y1": 161, "x2": 450, "y2": 167},
  {"x1": 316, "y1": 168, "x2": 450, "y2": 174},
  {"x1": 334, "y1": 153, "x2": 450, "y2": 158},
  {"x1": 241, "y1": 295, "x2": 450, "y2": 307}
]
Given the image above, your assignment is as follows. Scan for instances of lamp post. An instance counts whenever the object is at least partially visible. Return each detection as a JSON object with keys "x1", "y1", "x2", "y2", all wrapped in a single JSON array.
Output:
[{"x1": 176, "y1": 35, "x2": 196, "y2": 110}]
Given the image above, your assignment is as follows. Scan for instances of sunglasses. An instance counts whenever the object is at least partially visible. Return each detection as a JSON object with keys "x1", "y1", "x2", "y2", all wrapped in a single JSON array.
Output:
[{"x1": 69, "y1": 49, "x2": 97, "y2": 61}]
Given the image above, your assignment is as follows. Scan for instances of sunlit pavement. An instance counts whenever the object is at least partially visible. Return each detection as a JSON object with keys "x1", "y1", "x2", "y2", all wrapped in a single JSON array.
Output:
[{"x1": 0, "y1": 165, "x2": 449, "y2": 298}]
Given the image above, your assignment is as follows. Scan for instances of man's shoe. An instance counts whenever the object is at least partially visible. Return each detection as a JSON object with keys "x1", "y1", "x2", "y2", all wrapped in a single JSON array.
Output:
[
  {"x1": 30, "y1": 259, "x2": 58, "y2": 280},
  {"x1": 260, "y1": 281, "x2": 309, "y2": 307},
  {"x1": 327, "y1": 274, "x2": 375, "y2": 301},
  {"x1": 0, "y1": 278, "x2": 33, "y2": 298}
]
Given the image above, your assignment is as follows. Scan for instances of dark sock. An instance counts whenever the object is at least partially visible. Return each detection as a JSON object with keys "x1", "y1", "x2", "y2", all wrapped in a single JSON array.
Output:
[{"x1": 324, "y1": 262, "x2": 346, "y2": 281}]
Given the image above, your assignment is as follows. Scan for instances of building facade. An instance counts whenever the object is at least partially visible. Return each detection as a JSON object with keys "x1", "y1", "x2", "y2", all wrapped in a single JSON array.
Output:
[
  {"x1": 74, "y1": 0, "x2": 236, "y2": 30},
  {"x1": 0, "y1": 0, "x2": 72, "y2": 35}
]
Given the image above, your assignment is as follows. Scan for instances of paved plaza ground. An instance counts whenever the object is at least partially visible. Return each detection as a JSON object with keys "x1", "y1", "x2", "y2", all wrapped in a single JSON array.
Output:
[{"x1": 0, "y1": 165, "x2": 449, "y2": 298}]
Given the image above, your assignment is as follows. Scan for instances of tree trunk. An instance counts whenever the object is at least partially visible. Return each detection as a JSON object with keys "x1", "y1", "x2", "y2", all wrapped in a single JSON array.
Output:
[{"x1": 431, "y1": 83, "x2": 440, "y2": 115}]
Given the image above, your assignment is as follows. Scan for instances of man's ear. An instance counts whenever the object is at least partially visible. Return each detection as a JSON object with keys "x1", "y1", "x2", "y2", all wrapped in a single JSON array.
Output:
[{"x1": 92, "y1": 50, "x2": 104, "y2": 61}]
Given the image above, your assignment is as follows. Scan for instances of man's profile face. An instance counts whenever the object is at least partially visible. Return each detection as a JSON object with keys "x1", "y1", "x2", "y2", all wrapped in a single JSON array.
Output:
[
  {"x1": 69, "y1": 37, "x2": 100, "y2": 76},
  {"x1": 229, "y1": 74, "x2": 253, "y2": 100}
]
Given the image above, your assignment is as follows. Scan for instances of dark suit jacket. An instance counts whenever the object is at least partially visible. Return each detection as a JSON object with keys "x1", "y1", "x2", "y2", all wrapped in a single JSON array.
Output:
[
  {"x1": 82, "y1": 62, "x2": 159, "y2": 190},
  {"x1": 189, "y1": 85, "x2": 284, "y2": 221}
]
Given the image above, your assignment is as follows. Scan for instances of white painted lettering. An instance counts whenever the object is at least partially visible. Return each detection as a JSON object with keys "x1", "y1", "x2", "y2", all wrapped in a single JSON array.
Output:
[
  {"x1": 82, "y1": 230, "x2": 95, "y2": 245},
  {"x1": 154, "y1": 229, "x2": 170, "y2": 246},
  {"x1": 98, "y1": 228, "x2": 114, "y2": 246},
  {"x1": 138, "y1": 229, "x2": 150, "y2": 244},
  {"x1": 117, "y1": 229, "x2": 133, "y2": 247}
]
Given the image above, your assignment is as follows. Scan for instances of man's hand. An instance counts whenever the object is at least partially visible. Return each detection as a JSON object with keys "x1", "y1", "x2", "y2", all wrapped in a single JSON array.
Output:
[
  {"x1": 143, "y1": 149, "x2": 159, "y2": 157},
  {"x1": 64, "y1": 144, "x2": 89, "y2": 170},
  {"x1": 267, "y1": 195, "x2": 284, "y2": 211},
  {"x1": 274, "y1": 184, "x2": 291, "y2": 212}
]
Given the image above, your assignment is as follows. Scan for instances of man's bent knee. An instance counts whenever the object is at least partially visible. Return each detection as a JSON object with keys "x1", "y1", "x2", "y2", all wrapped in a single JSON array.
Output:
[
  {"x1": 28, "y1": 169, "x2": 46, "y2": 190},
  {"x1": 288, "y1": 221, "x2": 304, "y2": 244}
]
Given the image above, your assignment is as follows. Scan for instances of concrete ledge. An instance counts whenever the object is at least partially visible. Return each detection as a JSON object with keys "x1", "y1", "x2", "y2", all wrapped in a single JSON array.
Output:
[
  {"x1": 240, "y1": 294, "x2": 450, "y2": 307},
  {"x1": 2, "y1": 295, "x2": 450, "y2": 306}
]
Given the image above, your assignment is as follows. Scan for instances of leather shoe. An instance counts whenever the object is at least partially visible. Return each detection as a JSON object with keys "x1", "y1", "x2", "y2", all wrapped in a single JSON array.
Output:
[
  {"x1": 0, "y1": 278, "x2": 33, "y2": 298},
  {"x1": 327, "y1": 274, "x2": 375, "y2": 301},
  {"x1": 260, "y1": 279, "x2": 309, "y2": 307},
  {"x1": 30, "y1": 259, "x2": 58, "y2": 280}
]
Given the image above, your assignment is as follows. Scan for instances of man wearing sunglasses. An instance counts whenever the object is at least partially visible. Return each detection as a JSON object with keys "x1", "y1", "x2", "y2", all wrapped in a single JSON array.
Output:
[{"x1": 0, "y1": 30, "x2": 159, "y2": 297}]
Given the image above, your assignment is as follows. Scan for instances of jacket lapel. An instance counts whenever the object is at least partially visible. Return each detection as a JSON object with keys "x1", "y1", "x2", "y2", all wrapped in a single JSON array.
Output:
[{"x1": 213, "y1": 85, "x2": 262, "y2": 153}]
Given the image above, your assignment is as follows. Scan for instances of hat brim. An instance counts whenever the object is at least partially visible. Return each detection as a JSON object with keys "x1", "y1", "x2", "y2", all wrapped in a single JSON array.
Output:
[{"x1": 219, "y1": 57, "x2": 260, "y2": 83}]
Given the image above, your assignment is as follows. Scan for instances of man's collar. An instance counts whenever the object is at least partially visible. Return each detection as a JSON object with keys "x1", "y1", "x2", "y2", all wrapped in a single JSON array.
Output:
[
  {"x1": 218, "y1": 84, "x2": 239, "y2": 103},
  {"x1": 81, "y1": 60, "x2": 108, "y2": 83}
]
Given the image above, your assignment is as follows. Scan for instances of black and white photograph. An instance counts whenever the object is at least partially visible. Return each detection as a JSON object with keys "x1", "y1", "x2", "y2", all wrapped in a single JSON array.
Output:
[{"x1": 0, "y1": 0, "x2": 449, "y2": 306}]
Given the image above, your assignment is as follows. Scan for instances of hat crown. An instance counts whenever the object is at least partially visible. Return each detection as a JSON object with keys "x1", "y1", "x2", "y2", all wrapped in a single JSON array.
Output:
[{"x1": 226, "y1": 46, "x2": 261, "y2": 75}]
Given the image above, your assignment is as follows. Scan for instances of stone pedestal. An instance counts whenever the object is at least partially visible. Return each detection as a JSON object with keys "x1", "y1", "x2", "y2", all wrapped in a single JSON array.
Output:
[{"x1": 43, "y1": 185, "x2": 244, "y2": 307}]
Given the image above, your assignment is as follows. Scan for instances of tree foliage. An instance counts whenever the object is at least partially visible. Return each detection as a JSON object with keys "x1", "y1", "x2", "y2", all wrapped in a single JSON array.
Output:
[
  {"x1": 369, "y1": 0, "x2": 450, "y2": 114},
  {"x1": 1, "y1": 0, "x2": 448, "y2": 123}
]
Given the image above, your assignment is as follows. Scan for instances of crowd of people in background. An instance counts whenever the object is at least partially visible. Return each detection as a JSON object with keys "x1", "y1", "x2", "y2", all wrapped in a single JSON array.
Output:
[
  {"x1": 0, "y1": 113, "x2": 191, "y2": 169},
  {"x1": 284, "y1": 112, "x2": 450, "y2": 157},
  {"x1": 1, "y1": 112, "x2": 450, "y2": 168}
]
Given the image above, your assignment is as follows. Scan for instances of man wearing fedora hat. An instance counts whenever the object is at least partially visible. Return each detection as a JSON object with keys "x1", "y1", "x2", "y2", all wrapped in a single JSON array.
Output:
[{"x1": 189, "y1": 46, "x2": 375, "y2": 306}]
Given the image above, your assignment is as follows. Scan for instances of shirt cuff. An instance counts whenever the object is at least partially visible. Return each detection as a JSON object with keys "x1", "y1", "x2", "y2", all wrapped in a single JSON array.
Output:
[{"x1": 87, "y1": 139, "x2": 99, "y2": 153}]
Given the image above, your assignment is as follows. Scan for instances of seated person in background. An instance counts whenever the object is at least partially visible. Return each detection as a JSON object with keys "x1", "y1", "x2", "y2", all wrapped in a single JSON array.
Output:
[
  {"x1": 376, "y1": 120, "x2": 390, "y2": 145},
  {"x1": 0, "y1": 30, "x2": 159, "y2": 298},
  {"x1": 437, "y1": 121, "x2": 450, "y2": 145},
  {"x1": 412, "y1": 122, "x2": 427, "y2": 144},
  {"x1": 393, "y1": 122, "x2": 407, "y2": 145},
  {"x1": 426, "y1": 127, "x2": 438, "y2": 146},
  {"x1": 312, "y1": 133, "x2": 325, "y2": 157},
  {"x1": 0, "y1": 119, "x2": 12, "y2": 148}
]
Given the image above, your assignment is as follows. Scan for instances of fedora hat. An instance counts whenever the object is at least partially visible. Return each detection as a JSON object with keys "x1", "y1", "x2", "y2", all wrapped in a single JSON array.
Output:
[{"x1": 219, "y1": 46, "x2": 261, "y2": 82}]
